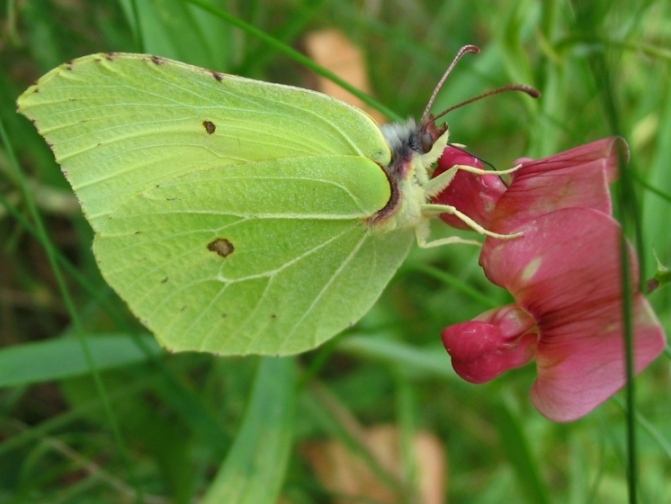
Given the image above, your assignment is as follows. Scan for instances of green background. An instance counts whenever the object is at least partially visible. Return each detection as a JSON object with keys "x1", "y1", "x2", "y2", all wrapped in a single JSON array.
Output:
[{"x1": 1, "y1": 1, "x2": 669, "y2": 502}]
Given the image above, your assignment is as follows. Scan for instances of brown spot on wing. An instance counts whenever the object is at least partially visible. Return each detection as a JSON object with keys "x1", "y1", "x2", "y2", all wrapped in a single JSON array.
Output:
[
  {"x1": 203, "y1": 120, "x2": 216, "y2": 134},
  {"x1": 207, "y1": 238, "x2": 234, "y2": 258}
]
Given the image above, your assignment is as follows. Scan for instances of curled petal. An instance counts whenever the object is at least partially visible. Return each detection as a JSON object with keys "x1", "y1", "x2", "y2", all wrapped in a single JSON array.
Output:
[
  {"x1": 442, "y1": 305, "x2": 538, "y2": 383},
  {"x1": 510, "y1": 137, "x2": 622, "y2": 184},
  {"x1": 491, "y1": 138, "x2": 625, "y2": 232}
]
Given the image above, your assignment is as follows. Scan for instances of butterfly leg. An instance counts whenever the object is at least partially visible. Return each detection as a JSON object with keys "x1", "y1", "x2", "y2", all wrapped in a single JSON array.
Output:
[
  {"x1": 421, "y1": 202, "x2": 523, "y2": 241},
  {"x1": 424, "y1": 166, "x2": 459, "y2": 198},
  {"x1": 423, "y1": 163, "x2": 522, "y2": 198},
  {"x1": 415, "y1": 219, "x2": 483, "y2": 248}
]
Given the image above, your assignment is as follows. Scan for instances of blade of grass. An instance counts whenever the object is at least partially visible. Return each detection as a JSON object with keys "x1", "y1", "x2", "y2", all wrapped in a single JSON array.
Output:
[
  {"x1": 184, "y1": 0, "x2": 399, "y2": 121},
  {"x1": 570, "y1": 3, "x2": 641, "y2": 502},
  {"x1": 494, "y1": 396, "x2": 550, "y2": 504},
  {"x1": 237, "y1": 0, "x2": 327, "y2": 76},
  {"x1": 0, "y1": 334, "x2": 161, "y2": 387},
  {"x1": 201, "y1": 357, "x2": 296, "y2": 504},
  {"x1": 337, "y1": 335, "x2": 456, "y2": 380}
]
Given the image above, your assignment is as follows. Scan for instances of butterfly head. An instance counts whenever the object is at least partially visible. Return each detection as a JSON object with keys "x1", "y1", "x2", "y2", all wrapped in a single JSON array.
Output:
[
  {"x1": 372, "y1": 116, "x2": 449, "y2": 231},
  {"x1": 369, "y1": 45, "x2": 539, "y2": 232}
]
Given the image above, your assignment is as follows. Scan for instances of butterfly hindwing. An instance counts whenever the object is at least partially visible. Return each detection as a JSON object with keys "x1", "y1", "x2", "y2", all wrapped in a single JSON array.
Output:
[{"x1": 94, "y1": 156, "x2": 413, "y2": 354}]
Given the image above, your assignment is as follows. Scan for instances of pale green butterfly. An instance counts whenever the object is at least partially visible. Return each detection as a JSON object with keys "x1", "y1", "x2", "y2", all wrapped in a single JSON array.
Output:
[{"x1": 17, "y1": 45, "x2": 523, "y2": 356}]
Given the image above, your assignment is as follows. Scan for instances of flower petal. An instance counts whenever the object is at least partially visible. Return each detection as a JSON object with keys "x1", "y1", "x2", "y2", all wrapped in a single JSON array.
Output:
[
  {"x1": 491, "y1": 138, "x2": 624, "y2": 232},
  {"x1": 531, "y1": 294, "x2": 665, "y2": 422},
  {"x1": 433, "y1": 147, "x2": 506, "y2": 229},
  {"x1": 482, "y1": 209, "x2": 636, "y2": 316},
  {"x1": 481, "y1": 208, "x2": 666, "y2": 421}
]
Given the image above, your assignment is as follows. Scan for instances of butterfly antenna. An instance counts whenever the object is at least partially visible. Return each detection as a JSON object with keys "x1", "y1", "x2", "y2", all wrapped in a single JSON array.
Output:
[
  {"x1": 421, "y1": 45, "x2": 481, "y2": 123},
  {"x1": 446, "y1": 143, "x2": 497, "y2": 171},
  {"x1": 432, "y1": 84, "x2": 541, "y2": 123}
]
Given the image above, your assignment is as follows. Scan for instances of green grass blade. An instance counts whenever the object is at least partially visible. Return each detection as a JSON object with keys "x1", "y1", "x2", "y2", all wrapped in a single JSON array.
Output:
[
  {"x1": 0, "y1": 334, "x2": 161, "y2": 387},
  {"x1": 201, "y1": 357, "x2": 296, "y2": 504},
  {"x1": 494, "y1": 397, "x2": 551, "y2": 504}
]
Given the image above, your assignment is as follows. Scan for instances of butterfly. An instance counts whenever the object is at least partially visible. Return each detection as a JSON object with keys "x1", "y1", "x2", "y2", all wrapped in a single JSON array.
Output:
[{"x1": 18, "y1": 46, "x2": 533, "y2": 355}]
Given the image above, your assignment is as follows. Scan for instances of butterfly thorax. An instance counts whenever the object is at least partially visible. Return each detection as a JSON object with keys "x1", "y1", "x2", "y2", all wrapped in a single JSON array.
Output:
[{"x1": 370, "y1": 119, "x2": 449, "y2": 232}]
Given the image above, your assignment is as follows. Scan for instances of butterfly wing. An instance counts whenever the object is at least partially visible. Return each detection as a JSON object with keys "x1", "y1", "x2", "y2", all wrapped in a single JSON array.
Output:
[
  {"x1": 17, "y1": 53, "x2": 392, "y2": 230},
  {"x1": 18, "y1": 53, "x2": 413, "y2": 355},
  {"x1": 94, "y1": 156, "x2": 413, "y2": 354}
]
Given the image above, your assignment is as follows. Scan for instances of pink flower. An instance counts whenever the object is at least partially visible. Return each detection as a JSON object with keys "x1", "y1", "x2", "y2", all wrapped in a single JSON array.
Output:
[{"x1": 435, "y1": 139, "x2": 666, "y2": 422}]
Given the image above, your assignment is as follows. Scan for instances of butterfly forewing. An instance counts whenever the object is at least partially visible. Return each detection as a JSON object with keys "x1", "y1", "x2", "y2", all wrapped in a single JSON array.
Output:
[{"x1": 18, "y1": 53, "x2": 391, "y2": 230}]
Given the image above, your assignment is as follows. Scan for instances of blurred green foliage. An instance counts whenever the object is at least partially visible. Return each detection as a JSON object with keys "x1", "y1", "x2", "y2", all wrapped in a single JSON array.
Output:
[{"x1": 0, "y1": 0, "x2": 669, "y2": 502}]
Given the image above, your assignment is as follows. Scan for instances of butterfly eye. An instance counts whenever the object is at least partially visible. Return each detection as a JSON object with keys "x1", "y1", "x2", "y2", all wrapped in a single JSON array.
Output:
[{"x1": 420, "y1": 132, "x2": 434, "y2": 154}]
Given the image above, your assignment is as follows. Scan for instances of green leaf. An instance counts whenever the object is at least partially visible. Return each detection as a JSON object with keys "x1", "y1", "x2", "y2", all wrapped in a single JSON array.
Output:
[{"x1": 201, "y1": 357, "x2": 296, "y2": 504}]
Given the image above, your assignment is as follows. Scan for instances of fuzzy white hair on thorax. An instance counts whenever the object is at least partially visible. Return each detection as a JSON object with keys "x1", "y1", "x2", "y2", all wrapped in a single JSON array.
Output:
[{"x1": 380, "y1": 119, "x2": 417, "y2": 152}]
